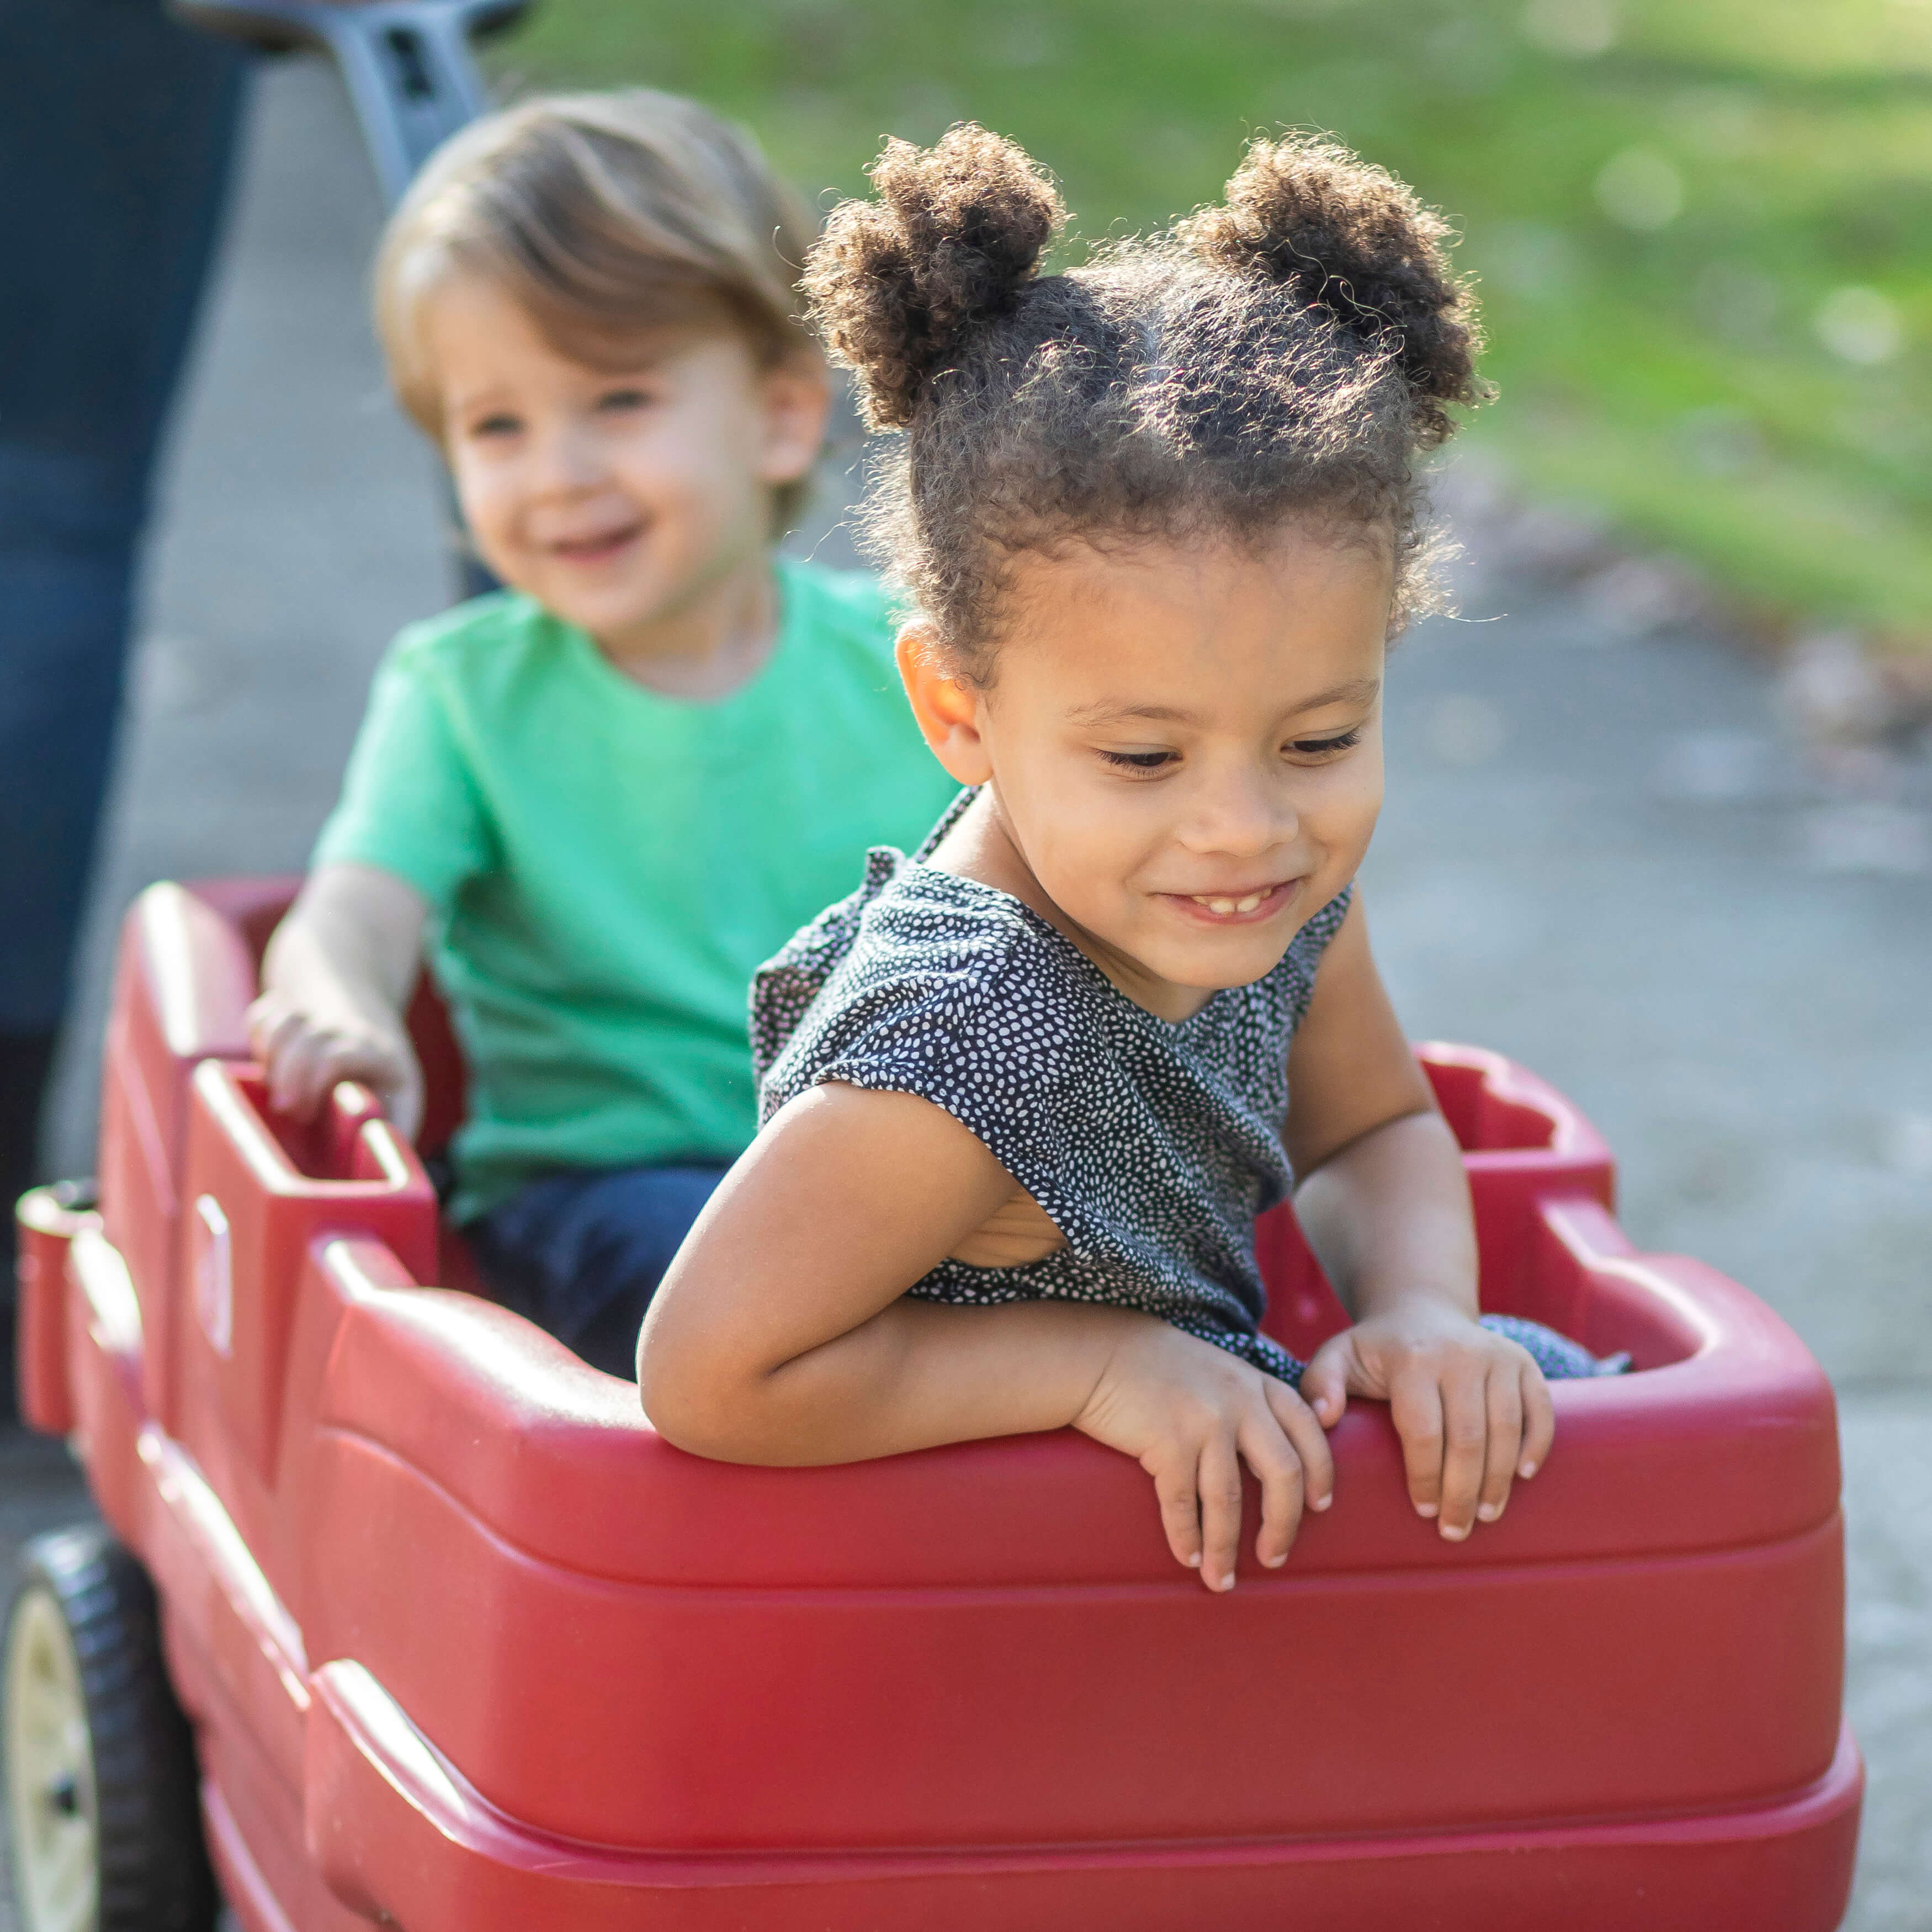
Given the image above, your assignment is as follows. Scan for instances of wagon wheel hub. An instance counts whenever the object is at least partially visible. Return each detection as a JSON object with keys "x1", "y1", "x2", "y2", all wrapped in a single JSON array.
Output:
[{"x1": 4, "y1": 1587, "x2": 100, "y2": 1932}]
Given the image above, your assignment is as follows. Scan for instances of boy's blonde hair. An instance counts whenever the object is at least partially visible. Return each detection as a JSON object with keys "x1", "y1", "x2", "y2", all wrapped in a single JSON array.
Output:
[{"x1": 376, "y1": 89, "x2": 821, "y2": 519}]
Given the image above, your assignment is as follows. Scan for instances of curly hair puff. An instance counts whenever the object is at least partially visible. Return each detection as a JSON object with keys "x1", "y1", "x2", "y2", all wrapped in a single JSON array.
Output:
[{"x1": 803, "y1": 124, "x2": 1488, "y2": 673}]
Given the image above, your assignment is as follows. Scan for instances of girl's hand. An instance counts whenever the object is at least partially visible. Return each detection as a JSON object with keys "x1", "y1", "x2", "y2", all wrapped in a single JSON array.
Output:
[
  {"x1": 246, "y1": 990, "x2": 423, "y2": 1140},
  {"x1": 1073, "y1": 1317, "x2": 1335, "y2": 1593},
  {"x1": 1299, "y1": 1302, "x2": 1553, "y2": 1542}
]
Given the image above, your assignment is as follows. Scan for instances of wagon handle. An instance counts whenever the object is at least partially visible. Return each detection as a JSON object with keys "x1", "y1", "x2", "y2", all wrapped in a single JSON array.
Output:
[{"x1": 168, "y1": 0, "x2": 530, "y2": 206}]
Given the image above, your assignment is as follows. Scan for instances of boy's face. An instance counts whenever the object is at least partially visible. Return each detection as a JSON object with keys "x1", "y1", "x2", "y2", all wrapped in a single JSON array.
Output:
[
  {"x1": 900, "y1": 532, "x2": 1389, "y2": 1022},
  {"x1": 424, "y1": 276, "x2": 830, "y2": 650}
]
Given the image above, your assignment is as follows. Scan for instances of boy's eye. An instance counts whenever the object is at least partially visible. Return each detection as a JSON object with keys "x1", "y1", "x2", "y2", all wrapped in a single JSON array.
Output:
[
  {"x1": 468, "y1": 411, "x2": 521, "y2": 440},
  {"x1": 597, "y1": 386, "x2": 652, "y2": 412},
  {"x1": 1098, "y1": 748, "x2": 1179, "y2": 771},
  {"x1": 1286, "y1": 727, "x2": 1364, "y2": 758}
]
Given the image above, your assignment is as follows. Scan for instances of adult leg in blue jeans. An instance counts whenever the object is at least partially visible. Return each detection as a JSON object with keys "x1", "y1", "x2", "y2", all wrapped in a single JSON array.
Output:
[
  {"x1": 0, "y1": 1, "x2": 249, "y2": 1413},
  {"x1": 0, "y1": 3, "x2": 248, "y2": 1167},
  {"x1": 468, "y1": 1164, "x2": 733, "y2": 1379}
]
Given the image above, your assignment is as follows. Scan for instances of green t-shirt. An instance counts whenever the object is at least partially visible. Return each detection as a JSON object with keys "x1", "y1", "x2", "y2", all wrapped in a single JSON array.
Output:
[{"x1": 312, "y1": 559, "x2": 959, "y2": 1221}]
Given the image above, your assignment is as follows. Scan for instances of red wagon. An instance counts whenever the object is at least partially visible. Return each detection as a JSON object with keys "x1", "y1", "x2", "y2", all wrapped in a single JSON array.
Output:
[{"x1": 4, "y1": 875, "x2": 1860, "y2": 1931}]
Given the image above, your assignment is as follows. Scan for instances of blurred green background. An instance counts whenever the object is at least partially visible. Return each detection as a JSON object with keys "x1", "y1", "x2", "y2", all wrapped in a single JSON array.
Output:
[{"x1": 493, "y1": 0, "x2": 1929, "y2": 647}]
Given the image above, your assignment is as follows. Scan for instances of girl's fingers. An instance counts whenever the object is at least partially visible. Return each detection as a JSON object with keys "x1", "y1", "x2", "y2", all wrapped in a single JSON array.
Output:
[
  {"x1": 1238, "y1": 1409, "x2": 1304, "y2": 1569},
  {"x1": 1150, "y1": 1455, "x2": 1206, "y2": 1577},
  {"x1": 1477, "y1": 1366, "x2": 1524, "y2": 1522},
  {"x1": 1263, "y1": 1379, "x2": 1335, "y2": 1512},
  {"x1": 1296, "y1": 1336, "x2": 1352, "y2": 1427},
  {"x1": 1519, "y1": 1362, "x2": 1556, "y2": 1479},
  {"x1": 1195, "y1": 1435, "x2": 1245, "y2": 1593},
  {"x1": 1436, "y1": 1373, "x2": 1488, "y2": 1541},
  {"x1": 1389, "y1": 1377, "x2": 1446, "y2": 1520}
]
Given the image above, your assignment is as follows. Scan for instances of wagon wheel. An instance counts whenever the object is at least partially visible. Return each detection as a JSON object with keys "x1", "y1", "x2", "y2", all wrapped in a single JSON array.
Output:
[{"x1": 3, "y1": 1526, "x2": 217, "y2": 1932}]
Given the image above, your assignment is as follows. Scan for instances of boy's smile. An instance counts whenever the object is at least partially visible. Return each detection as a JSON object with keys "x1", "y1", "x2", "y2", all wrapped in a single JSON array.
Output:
[
  {"x1": 901, "y1": 530, "x2": 1389, "y2": 1023},
  {"x1": 423, "y1": 275, "x2": 829, "y2": 695},
  {"x1": 544, "y1": 515, "x2": 647, "y2": 566}
]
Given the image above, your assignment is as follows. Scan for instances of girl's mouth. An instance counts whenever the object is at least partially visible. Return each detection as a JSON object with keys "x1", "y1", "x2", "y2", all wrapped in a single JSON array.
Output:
[{"x1": 1164, "y1": 879, "x2": 1302, "y2": 925}]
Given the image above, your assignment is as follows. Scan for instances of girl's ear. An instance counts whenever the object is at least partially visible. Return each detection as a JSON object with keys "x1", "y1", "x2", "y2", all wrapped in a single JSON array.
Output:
[{"x1": 896, "y1": 622, "x2": 993, "y2": 784}]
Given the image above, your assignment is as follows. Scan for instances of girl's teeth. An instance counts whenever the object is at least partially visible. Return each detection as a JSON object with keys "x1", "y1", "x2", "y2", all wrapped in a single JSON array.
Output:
[{"x1": 1192, "y1": 891, "x2": 1267, "y2": 916}]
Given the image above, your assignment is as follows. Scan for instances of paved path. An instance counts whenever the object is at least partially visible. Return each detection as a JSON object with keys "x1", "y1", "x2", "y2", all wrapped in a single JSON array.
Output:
[{"x1": 8, "y1": 51, "x2": 1930, "y2": 1931}]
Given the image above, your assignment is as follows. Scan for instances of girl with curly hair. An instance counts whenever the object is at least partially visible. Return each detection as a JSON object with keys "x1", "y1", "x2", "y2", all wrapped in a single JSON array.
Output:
[{"x1": 639, "y1": 124, "x2": 1617, "y2": 1590}]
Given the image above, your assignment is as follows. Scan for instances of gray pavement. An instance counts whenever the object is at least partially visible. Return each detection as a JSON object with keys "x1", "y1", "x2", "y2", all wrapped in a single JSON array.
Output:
[{"x1": 7, "y1": 50, "x2": 1930, "y2": 1931}]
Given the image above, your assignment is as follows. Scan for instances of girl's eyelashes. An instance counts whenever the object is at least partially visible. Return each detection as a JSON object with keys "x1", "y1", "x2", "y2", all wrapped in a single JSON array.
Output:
[
  {"x1": 1097, "y1": 727, "x2": 1365, "y2": 773},
  {"x1": 1286, "y1": 726, "x2": 1364, "y2": 758}
]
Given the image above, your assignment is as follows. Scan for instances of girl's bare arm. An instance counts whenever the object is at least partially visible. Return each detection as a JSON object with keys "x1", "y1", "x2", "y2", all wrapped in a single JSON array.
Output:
[
  {"x1": 1283, "y1": 898, "x2": 1475, "y2": 1315},
  {"x1": 1283, "y1": 897, "x2": 1555, "y2": 1536},
  {"x1": 638, "y1": 1082, "x2": 1335, "y2": 1589},
  {"x1": 639, "y1": 1082, "x2": 1114, "y2": 1461},
  {"x1": 248, "y1": 862, "x2": 428, "y2": 1135}
]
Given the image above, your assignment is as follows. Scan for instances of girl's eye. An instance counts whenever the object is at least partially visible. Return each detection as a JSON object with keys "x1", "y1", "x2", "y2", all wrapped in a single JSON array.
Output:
[
  {"x1": 597, "y1": 387, "x2": 651, "y2": 413},
  {"x1": 1287, "y1": 727, "x2": 1363, "y2": 758},
  {"x1": 468, "y1": 412, "x2": 521, "y2": 440},
  {"x1": 1099, "y1": 749, "x2": 1179, "y2": 772}
]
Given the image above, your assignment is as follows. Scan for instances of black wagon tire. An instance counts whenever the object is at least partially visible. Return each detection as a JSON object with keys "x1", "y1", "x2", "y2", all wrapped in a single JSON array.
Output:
[{"x1": 2, "y1": 1525, "x2": 217, "y2": 1932}]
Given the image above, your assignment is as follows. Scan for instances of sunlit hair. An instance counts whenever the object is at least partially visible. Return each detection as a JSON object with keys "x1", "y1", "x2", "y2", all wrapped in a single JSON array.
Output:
[
  {"x1": 804, "y1": 124, "x2": 1489, "y2": 676},
  {"x1": 376, "y1": 89, "x2": 821, "y2": 522}
]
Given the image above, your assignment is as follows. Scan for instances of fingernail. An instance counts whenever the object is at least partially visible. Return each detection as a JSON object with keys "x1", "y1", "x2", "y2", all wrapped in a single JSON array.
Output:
[
  {"x1": 1440, "y1": 1522, "x2": 1469, "y2": 1542},
  {"x1": 1415, "y1": 1501, "x2": 1439, "y2": 1519},
  {"x1": 1519, "y1": 1460, "x2": 1538, "y2": 1478},
  {"x1": 1186, "y1": 1552, "x2": 1202, "y2": 1568},
  {"x1": 1216, "y1": 1573, "x2": 1235, "y2": 1593},
  {"x1": 1265, "y1": 1552, "x2": 1287, "y2": 1568},
  {"x1": 1311, "y1": 1492, "x2": 1333, "y2": 1511},
  {"x1": 1477, "y1": 1502, "x2": 1500, "y2": 1522}
]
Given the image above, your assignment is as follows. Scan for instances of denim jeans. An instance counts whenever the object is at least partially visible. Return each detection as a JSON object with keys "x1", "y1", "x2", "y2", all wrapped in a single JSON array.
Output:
[
  {"x1": 467, "y1": 1163, "x2": 733, "y2": 1379},
  {"x1": 0, "y1": 0, "x2": 248, "y2": 1032}
]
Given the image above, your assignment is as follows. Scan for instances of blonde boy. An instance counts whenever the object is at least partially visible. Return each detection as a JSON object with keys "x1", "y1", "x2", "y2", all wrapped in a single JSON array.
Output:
[{"x1": 250, "y1": 93, "x2": 956, "y2": 1372}]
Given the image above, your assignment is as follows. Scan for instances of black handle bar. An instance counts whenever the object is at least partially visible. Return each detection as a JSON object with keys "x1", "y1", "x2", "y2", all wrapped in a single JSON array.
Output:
[{"x1": 169, "y1": 1, "x2": 530, "y2": 205}]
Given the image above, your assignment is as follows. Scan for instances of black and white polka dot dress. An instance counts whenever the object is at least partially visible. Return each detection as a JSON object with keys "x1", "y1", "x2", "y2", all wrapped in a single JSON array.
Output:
[{"x1": 753, "y1": 793, "x2": 1615, "y2": 1386}]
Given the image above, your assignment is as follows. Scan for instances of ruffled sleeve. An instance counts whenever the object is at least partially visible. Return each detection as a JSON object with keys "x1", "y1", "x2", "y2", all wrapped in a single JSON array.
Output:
[{"x1": 754, "y1": 879, "x2": 1101, "y2": 1233}]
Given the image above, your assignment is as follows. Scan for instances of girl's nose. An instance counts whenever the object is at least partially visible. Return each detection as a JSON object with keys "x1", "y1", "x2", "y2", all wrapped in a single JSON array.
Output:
[{"x1": 1179, "y1": 770, "x2": 1295, "y2": 857}]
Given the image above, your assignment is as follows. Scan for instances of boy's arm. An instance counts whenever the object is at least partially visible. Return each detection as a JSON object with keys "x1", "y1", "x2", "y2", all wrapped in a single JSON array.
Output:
[
  {"x1": 1282, "y1": 898, "x2": 1555, "y2": 1536},
  {"x1": 248, "y1": 862, "x2": 429, "y2": 1136},
  {"x1": 638, "y1": 1081, "x2": 1334, "y2": 1591}
]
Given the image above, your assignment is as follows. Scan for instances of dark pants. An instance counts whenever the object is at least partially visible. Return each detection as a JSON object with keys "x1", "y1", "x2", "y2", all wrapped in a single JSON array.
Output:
[
  {"x1": 0, "y1": 4, "x2": 247, "y2": 1421},
  {"x1": 0, "y1": 0, "x2": 248, "y2": 1143},
  {"x1": 468, "y1": 1164, "x2": 732, "y2": 1379}
]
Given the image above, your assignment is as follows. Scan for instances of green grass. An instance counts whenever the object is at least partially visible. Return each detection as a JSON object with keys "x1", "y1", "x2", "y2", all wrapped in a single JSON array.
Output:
[{"x1": 492, "y1": 0, "x2": 1932, "y2": 644}]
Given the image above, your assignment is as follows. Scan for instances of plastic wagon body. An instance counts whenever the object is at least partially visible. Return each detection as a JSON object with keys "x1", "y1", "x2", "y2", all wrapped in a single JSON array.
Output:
[{"x1": 12, "y1": 876, "x2": 1860, "y2": 1931}]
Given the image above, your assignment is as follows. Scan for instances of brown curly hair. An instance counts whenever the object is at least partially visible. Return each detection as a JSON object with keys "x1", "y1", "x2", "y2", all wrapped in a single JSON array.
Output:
[{"x1": 803, "y1": 124, "x2": 1487, "y2": 672}]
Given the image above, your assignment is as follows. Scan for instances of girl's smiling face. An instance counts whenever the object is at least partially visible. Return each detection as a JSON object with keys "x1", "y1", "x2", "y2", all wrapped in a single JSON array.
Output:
[
  {"x1": 901, "y1": 531, "x2": 1389, "y2": 1021},
  {"x1": 424, "y1": 274, "x2": 827, "y2": 653}
]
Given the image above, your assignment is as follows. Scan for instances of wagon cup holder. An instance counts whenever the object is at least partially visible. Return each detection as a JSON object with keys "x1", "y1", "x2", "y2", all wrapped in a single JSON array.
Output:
[{"x1": 177, "y1": 1063, "x2": 439, "y2": 1481}]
